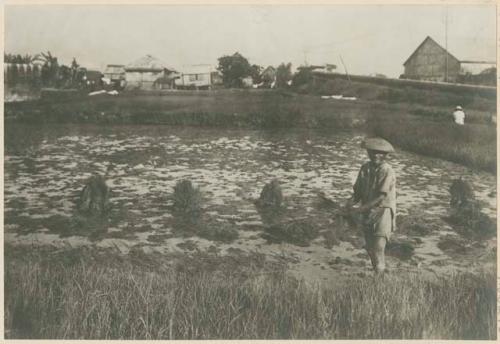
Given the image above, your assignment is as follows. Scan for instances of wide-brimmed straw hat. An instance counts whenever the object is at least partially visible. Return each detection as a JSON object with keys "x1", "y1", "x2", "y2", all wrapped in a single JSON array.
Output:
[{"x1": 361, "y1": 137, "x2": 394, "y2": 153}]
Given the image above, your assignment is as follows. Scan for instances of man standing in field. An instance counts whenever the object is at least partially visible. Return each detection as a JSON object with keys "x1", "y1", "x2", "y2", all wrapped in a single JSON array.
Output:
[
  {"x1": 452, "y1": 105, "x2": 465, "y2": 125},
  {"x1": 344, "y1": 138, "x2": 396, "y2": 274}
]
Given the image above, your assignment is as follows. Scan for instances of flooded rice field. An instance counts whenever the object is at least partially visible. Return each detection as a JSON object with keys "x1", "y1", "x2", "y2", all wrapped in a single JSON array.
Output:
[{"x1": 4, "y1": 124, "x2": 497, "y2": 283}]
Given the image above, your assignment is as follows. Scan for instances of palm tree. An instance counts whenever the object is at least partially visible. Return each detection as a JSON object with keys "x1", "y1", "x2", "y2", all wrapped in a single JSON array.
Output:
[
  {"x1": 70, "y1": 58, "x2": 80, "y2": 86},
  {"x1": 4, "y1": 53, "x2": 37, "y2": 64},
  {"x1": 38, "y1": 51, "x2": 60, "y2": 86}
]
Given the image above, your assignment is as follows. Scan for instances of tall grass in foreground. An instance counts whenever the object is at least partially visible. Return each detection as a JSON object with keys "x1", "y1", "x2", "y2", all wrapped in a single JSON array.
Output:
[
  {"x1": 5, "y1": 247, "x2": 496, "y2": 340},
  {"x1": 369, "y1": 116, "x2": 496, "y2": 173}
]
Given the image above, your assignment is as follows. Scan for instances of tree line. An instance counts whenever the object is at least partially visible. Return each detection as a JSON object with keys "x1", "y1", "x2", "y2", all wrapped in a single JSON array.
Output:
[
  {"x1": 217, "y1": 52, "x2": 313, "y2": 89},
  {"x1": 6, "y1": 50, "x2": 316, "y2": 90},
  {"x1": 5, "y1": 52, "x2": 91, "y2": 89}
]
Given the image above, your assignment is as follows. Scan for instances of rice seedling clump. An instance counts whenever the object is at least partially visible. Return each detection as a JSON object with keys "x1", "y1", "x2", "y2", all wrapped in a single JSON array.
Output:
[
  {"x1": 77, "y1": 174, "x2": 110, "y2": 216},
  {"x1": 172, "y1": 179, "x2": 203, "y2": 218},
  {"x1": 256, "y1": 179, "x2": 283, "y2": 208},
  {"x1": 447, "y1": 178, "x2": 496, "y2": 238}
]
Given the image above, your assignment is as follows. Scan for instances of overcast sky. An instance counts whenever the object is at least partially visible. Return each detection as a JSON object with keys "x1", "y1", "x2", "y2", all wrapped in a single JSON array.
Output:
[{"x1": 4, "y1": 4, "x2": 497, "y2": 77}]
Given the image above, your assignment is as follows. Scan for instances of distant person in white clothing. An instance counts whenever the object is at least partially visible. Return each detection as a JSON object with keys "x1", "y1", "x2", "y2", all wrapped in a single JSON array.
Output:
[{"x1": 453, "y1": 106, "x2": 465, "y2": 125}]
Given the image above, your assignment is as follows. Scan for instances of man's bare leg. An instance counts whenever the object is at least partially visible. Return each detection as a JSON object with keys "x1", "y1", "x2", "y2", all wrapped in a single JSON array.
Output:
[{"x1": 372, "y1": 237, "x2": 387, "y2": 273}]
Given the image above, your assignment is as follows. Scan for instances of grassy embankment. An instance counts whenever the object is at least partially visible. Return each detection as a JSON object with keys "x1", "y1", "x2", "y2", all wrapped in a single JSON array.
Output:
[
  {"x1": 300, "y1": 78, "x2": 497, "y2": 173},
  {"x1": 4, "y1": 245, "x2": 496, "y2": 340},
  {"x1": 368, "y1": 118, "x2": 496, "y2": 173},
  {"x1": 5, "y1": 90, "x2": 369, "y2": 129}
]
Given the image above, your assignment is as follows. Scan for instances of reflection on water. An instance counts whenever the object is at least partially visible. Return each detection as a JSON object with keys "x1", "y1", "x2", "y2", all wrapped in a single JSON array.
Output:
[{"x1": 4, "y1": 123, "x2": 497, "y2": 281}]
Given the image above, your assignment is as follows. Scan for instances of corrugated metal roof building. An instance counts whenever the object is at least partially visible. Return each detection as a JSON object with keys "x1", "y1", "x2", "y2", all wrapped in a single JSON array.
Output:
[
  {"x1": 104, "y1": 64, "x2": 126, "y2": 82},
  {"x1": 175, "y1": 64, "x2": 216, "y2": 90}
]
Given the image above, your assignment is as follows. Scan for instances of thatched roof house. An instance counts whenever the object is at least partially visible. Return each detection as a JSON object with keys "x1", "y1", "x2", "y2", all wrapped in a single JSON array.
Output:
[{"x1": 124, "y1": 55, "x2": 178, "y2": 90}]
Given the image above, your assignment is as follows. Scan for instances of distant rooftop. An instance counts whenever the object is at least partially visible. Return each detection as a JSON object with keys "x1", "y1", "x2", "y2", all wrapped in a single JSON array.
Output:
[
  {"x1": 181, "y1": 64, "x2": 216, "y2": 75},
  {"x1": 405, "y1": 36, "x2": 495, "y2": 67},
  {"x1": 104, "y1": 65, "x2": 125, "y2": 74},
  {"x1": 125, "y1": 55, "x2": 176, "y2": 72}
]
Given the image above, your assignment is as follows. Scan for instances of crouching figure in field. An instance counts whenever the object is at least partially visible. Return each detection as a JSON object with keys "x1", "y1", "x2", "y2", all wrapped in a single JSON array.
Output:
[
  {"x1": 77, "y1": 166, "x2": 113, "y2": 216},
  {"x1": 343, "y1": 137, "x2": 396, "y2": 274}
]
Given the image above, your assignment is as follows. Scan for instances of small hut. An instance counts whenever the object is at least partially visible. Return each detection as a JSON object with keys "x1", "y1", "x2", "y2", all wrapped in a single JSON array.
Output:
[
  {"x1": 261, "y1": 66, "x2": 276, "y2": 87},
  {"x1": 175, "y1": 64, "x2": 216, "y2": 90},
  {"x1": 103, "y1": 64, "x2": 126, "y2": 89}
]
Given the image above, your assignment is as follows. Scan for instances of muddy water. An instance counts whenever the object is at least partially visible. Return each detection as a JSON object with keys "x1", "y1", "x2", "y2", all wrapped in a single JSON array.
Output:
[{"x1": 4, "y1": 124, "x2": 497, "y2": 283}]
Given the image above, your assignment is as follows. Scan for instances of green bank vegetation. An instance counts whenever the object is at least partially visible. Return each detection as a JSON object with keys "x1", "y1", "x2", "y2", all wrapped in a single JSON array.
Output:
[
  {"x1": 368, "y1": 117, "x2": 496, "y2": 173},
  {"x1": 5, "y1": 90, "x2": 367, "y2": 129},
  {"x1": 5, "y1": 245, "x2": 496, "y2": 340},
  {"x1": 297, "y1": 77, "x2": 495, "y2": 111}
]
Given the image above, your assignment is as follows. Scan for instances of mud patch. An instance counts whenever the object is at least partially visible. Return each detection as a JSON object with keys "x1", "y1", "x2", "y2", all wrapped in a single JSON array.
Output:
[
  {"x1": 199, "y1": 222, "x2": 239, "y2": 243},
  {"x1": 397, "y1": 213, "x2": 437, "y2": 236},
  {"x1": 147, "y1": 233, "x2": 175, "y2": 243},
  {"x1": 177, "y1": 240, "x2": 198, "y2": 252},
  {"x1": 322, "y1": 230, "x2": 340, "y2": 248},
  {"x1": 262, "y1": 219, "x2": 319, "y2": 247},
  {"x1": 437, "y1": 235, "x2": 470, "y2": 256},
  {"x1": 327, "y1": 256, "x2": 361, "y2": 267},
  {"x1": 445, "y1": 209, "x2": 496, "y2": 240}
]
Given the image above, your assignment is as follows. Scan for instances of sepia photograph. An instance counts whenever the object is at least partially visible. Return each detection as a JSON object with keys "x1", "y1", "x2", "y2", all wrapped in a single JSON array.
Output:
[{"x1": 2, "y1": 2, "x2": 497, "y2": 340}]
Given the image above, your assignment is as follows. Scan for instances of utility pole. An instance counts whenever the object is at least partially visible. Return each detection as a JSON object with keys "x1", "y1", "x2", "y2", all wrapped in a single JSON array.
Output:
[
  {"x1": 339, "y1": 54, "x2": 351, "y2": 82},
  {"x1": 445, "y1": 6, "x2": 448, "y2": 83}
]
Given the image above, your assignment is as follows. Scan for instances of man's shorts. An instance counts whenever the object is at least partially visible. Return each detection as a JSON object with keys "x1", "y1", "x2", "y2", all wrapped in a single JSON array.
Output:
[{"x1": 362, "y1": 207, "x2": 394, "y2": 243}]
